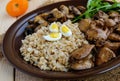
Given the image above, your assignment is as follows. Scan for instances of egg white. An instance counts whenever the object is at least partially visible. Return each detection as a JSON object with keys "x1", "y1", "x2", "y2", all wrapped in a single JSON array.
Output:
[
  {"x1": 49, "y1": 22, "x2": 59, "y2": 32},
  {"x1": 60, "y1": 24, "x2": 72, "y2": 37},
  {"x1": 43, "y1": 33, "x2": 62, "y2": 41}
]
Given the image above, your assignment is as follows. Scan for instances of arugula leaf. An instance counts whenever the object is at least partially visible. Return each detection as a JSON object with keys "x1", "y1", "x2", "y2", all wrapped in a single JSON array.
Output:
[
  {"x1": 87, "y1": 0, "x2": 92, "y2": 9},
  {"x1": 72, "y1": 0, "x2": 120, "y2": 23}
]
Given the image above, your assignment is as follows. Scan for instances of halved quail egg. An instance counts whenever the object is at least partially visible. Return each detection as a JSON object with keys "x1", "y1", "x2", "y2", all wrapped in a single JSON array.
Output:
[
  {"x1": 49, "y1": 22, "x2": 59, "y2": 32},
  {"x1": 60, "y1": 24, "x2": 72, "y2": 37},
  {"x1": 43, "y1": 33, "x2": 62, "y2": 41}
]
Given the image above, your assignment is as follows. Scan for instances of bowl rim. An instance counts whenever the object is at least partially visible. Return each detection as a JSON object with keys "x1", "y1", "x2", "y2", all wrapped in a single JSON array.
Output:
[{"x1": 2, "y1": 0, "x2": 120, "y2": 79}]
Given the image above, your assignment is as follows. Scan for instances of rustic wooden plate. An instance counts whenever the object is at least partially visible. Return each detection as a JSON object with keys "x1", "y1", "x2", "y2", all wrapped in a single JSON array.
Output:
[{"x1": 2, "y1": 0, "x2": 120, "y2": 79}]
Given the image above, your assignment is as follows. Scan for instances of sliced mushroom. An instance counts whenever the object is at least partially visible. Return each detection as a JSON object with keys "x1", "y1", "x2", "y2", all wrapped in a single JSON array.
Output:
[
  {"x1": 96, "y1": 47, "x2": 116, "y2": 65},
  {"x1": 59, "y1": 5, "x2": 69, "y2": 15},
  {"x1": 69, "y1": 6, "x2": 81, "y2": 16},
  {"x1": 42, "y1": 13, "x2": 55, "y2": 22},
  {"x1": 108, "y1": 11, "x2": 119, "y2": 17},
  {"x1": 34, "y1": 15, "x2": 41, "y2": 23},
  {"x1": 113, "y1": 16, "x2": 120, "y2": 23},
  {"x1": 71, "y1": 44, "x2": 94, "y2": 60},
  {"x1": 40, "y1": 12, "x2": 50, "y2": 20},
  {"x1": 58, "y1": 16, "x2": 67, "y2": 23},
  {"x1": 77, "y1": 6, "x2": 86, "y2": 13},
  {"x1": 86, "y1": 27, "x2": 110, "y2": 47},
  {"x1": 108, "y1": 33, "x2": 120, "y2": 42},
  {"x1": 95, "y1": 18, "x2": 105, "y2": 27},
  {"x1": 34, "y1": 25, "x2": 41, "y2": 32},
  {"x1": 105, "y1": 19, "x2": 116, "y2": 27},
  {"x1": 90, "y1": 18, "x2": 106, "y2": 30},
  {"x1": 89, "y1": 21, "x2": 97, "y2": 28},
  {"x1": 104, "y1": 41, "x2": 120, "y2": 51},
  {"x1": 71, "y1": 54, "x2": 94, "y2": 70},
  {"x1": 94, "y1": 10, "x2": 109, "y2": 19},
  {"x1": 79, "y1": 19, "x2": 91, "y2": 32},
  {"x1": 34, "y1": 16, "x2": 48, "y2": 27},
  {"x1": 86, "y1": 27, "x2": 109, "y2": 41},
  {"x1": 71, "y1": 59, "x2": 94, "y2": 70},
  {"x1": 66, "y1": 14, "x2": 74, "y2": 19},
  {"x1": 116, "y1": 23, "x2": 120, "y2": 33},
  {"x1": 47, "y1": 17, "x2": 58, "y2": 22},
  {"x1": 51, "y1": 8, "x2": 64, "y2": 19}
]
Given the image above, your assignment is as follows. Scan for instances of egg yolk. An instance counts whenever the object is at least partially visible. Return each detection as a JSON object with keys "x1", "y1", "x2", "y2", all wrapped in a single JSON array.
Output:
[
  {"x1": 62, "y1": 25, "x2": 69, "y2": 33},
  {"x1": 51, "y1": 23, "x2": 58, "y2": 30},
  {"x1": 50, "y1": 33, "x2": 60, "y2": 38}
]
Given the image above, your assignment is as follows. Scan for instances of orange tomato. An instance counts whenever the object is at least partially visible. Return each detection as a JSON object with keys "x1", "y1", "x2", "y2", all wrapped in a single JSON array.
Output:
[{"x1": 6, "y1": 0, "x2": 28, "y2": 17}]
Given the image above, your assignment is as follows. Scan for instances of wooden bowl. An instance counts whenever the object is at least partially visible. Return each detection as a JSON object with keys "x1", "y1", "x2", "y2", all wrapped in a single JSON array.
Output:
[{"x1": 2, "y1": 0, "x2": 120, "y2": 79}]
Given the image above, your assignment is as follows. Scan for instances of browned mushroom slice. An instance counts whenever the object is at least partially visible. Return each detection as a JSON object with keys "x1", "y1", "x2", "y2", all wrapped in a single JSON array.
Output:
[
  {"x1": 34, "y1": 16, "x2": 48, "y2": 27},
  {"x1": 71, "y1": 44, "x2": 94, "y2": 60},
  {"x1": 116, "y1": 23, "x2": 120, "y2": 32},
  {"x1": 77, "y1": 6, "x2": 86, "y2": 13},
  {"x1": 113, "y1": 16, "x2": 120, "y2": 23},
  {"x1": 108, "y1": 33, "x2": 120, "y2": 42},
  {"x1": 40, "y1": 12, "x2": 50, "y2": 19},
  {"x1": 90, "y1": 18, "x2": 106, "y2": 30},
  {"x1": 86, "y1": 27, "x2": 109, "y2": 41},
  {"x1": 79, "y1": 19, "x2": 91, "y2": 32},
  {"x1": 71, "y1": 54, "x2": 94, "y2": 70},
  {"x1": 59, "y1": 5, "x2": 69, "y2": 15},
  {"x1": 108, "y1": 11, "x2": 119, "y2": 17},
  {"x1": 41, "y1": 12, "x2": 57, "y2": 22},
  {"x1": 104, "y1": 41, "x2": 120, "y2": 51},
  {"x1": 69, "y1": 6, "x2": 81, "y2": 15},
  {"x1": 86, "y1": 27, "x2": 110, "y2": 47},
  {"x1": 105, "y1": 18, "x2": 116, "y2": 27},
  {"x1": 51, "y1": 8, "x2": 64, "y2": 19},
  {"x1": 66, "y1": 14, "x2": 74, "y2": 19},
  {"x1": 71, "y1": 60, "x2": 94, "y2": 70},
  {"x1": 95, "y1": 18, "x2": 105, "y2": 27},
  {"x1": 47, "y1": 17, "x2": 58, "y2": 22},
  {"x1": 40, "y1": 13, "x2": 58, "y2": 23},
  {"x1": 94, "y1": 10, "x2": 109, "y2": 19},
  {"x1": 58, "y1": 16, "x2": 67, "y2": 23},
  {"x1": 96, "y1": 47, "x2": 116, "y2": 65}
]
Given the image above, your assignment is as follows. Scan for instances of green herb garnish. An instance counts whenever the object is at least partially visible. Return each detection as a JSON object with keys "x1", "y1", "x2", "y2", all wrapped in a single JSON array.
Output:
[{"x1": 72, "y1": 0, "x2": 120, "y2": 23}]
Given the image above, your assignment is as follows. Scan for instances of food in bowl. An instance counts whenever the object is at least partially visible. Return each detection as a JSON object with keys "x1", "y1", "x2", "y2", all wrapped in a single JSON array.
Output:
[
  {"x1": 20, "y1": 0, "x2": 120, "y2": 72},
  {"x1": 20, "y1": 20, "x2": 91, "y2": 72}
]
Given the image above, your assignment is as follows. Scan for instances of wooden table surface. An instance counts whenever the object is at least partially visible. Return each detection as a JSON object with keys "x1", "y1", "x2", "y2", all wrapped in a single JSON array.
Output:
[{"x1": 0, "y1": 0, "x2": 120, "y2": 81}]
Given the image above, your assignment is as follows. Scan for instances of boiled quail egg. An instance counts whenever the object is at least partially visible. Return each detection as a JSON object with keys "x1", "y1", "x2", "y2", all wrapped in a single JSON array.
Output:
[
  {"x1": 43, "y1": 33, "x2": 62, "y2": 41},
  {"x1": 49, "y1": 22, "x2": 59, "y2": 32},
  {"x1": 60, "y1": 24, "x2": 72, "y2": 37}
]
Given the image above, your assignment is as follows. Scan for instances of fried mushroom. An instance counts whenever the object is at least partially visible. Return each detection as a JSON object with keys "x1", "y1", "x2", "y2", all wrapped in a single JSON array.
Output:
[
  {"x1": 94, "y1": 10, "x2": 109, "y2": 19},
  {"x1": 77, "y1": 6, "x2": 86, "y2": 13},
  {"x1": 71, "y1": 54, "x2": 94, "y2": 70},
  {"x1": 113, "y1": 16, "x2": 120, "y2": 23},
  {"x1": 71, "y1": 44, "x2": 94, "y2": 60},
  {"x1": 59, "y1": 5, "x2": 69, "y2": 15},
  {"x1": 108, "y1": 11, "x2": 119, "y2": 17},
  {"x1": 86, "y1": 27, "x2": 110, "y2": 46},
  {"x1": 104, "y1": 41, "x2": 120, "y2": 51},
  {"x1": 66, "y1": 14, "x2": 75, "y2": 19},
  {"x1": 96, "y1": 47, "x2": 116, "y2": 65},
  {"x1": 79, "y1": 19, "x2": 91, "y2": 32},
  {"x1": 34, "y1": 15, "x2": 48, "y2": 27},
  {"x1": 105, "y1": 18, "x2": 116, "y2": 27},
  {"x1": 69, "y1": 6, "x2": 81, "y2": 16},
  {"x1": 116, "y1": 23, "x2": 120, "y2": 33},
  {"x1": 51, "y1": 8, "x2": 64, "y2": 19},
  {"x1": 108, "y1": 33, "x2": 120, "y2": 42}
]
